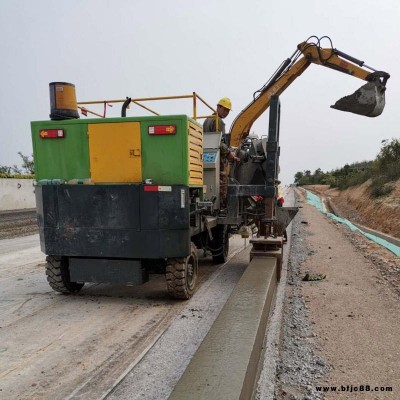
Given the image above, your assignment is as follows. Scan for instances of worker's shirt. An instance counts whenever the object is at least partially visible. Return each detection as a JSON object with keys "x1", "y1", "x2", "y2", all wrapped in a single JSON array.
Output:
[
  {"x1": 203, "y1": 113, "x2": 225, "y2": 134},
  {"x1": 203, "y1": 113, "x2": 230, "y2": 171}
]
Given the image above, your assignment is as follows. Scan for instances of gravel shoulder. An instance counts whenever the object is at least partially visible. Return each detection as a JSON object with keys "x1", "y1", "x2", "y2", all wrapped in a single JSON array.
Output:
[
  {"x1": 0, "y1": 209, "x2": 38, "y2": 239},
  {"x1": 275, "y1": 188, "x2": 400, "y2": 400}
]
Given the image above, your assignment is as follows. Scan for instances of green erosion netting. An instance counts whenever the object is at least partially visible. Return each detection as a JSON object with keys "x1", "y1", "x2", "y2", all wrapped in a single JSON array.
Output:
[{"x1": 305, "y1": 190, "x2": 400, "y2": 257}]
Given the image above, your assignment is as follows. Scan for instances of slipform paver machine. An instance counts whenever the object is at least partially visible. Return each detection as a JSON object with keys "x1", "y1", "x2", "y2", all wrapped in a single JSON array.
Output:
[{"x1": 31, "y1": 36, "x2": 389, "y2": 298}]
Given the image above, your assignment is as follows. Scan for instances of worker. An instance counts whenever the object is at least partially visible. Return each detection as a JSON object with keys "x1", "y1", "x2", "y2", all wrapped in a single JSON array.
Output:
[
  {"x1": 276, "y1": 185, "x2": 288, "y2": 242},
  {"x1": 203, "y1": 98, "x2": 239, "y2": 208},
  {"x1": 203, "y1": 97, "x2": 232, "y2": 135}
]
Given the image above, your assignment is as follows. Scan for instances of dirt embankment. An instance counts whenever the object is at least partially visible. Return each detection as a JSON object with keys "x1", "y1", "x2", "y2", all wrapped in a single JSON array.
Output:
[{"x1": 305, "y1": 179, "x2": 400, "y2": 239}]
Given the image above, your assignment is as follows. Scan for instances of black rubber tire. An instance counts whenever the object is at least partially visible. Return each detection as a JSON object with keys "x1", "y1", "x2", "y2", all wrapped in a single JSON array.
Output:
[
  {"x1": 210, "y1": 224, "x2": 229, "y2": 264},
  {"x1": 45, "y1": 255, "x2": 84, "y2": 294},
  {"x1": 166, "y1": 243, "x2": 198, "y2": 300}
]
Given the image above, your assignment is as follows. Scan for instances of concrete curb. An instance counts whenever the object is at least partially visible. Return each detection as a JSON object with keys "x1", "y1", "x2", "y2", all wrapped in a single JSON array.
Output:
[
  {"x1": 168, "y1": 257, "x2": 278, "y2": 400},
  {"x1": 326, "y1": 197, "x2": 400, "y2": 247},
  {"x1": 351, "y1": 222, "x2": 400, "y2": 247}
]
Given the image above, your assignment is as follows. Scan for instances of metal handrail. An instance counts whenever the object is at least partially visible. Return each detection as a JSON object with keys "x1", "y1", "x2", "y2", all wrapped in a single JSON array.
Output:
[{"x1": 77, "y1": 92, "x2": 219, "y2": 128}]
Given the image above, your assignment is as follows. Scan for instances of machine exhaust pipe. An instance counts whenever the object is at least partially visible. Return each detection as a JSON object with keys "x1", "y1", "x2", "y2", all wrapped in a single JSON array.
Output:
[{"x1": 121, "y1": 97, "x2": 132, "y2": 117}]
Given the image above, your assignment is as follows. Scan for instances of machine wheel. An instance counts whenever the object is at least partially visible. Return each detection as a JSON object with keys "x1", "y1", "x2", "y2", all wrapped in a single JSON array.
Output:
[
  {"x1": 210, "y1": 224, "x2": 229, "y2": 264},
  {"x1": 45, "y1": 255, "x2": 84, "y2": 294},
  {"x1": 166, "y1": 243, "x2": 198, "y2": 300}
]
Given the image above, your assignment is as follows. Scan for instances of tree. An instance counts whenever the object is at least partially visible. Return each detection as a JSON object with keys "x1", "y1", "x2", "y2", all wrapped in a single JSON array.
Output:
[
  {"x1": 314, "y1": 168, "x2": 323, "y2": 176},
  {"x1": 0, "y1": 152, "x2": 34, "y2": 176},
  {"x1": 294, "y1": 171, "x2": 304, "y2": 183},
  {"x1": 373, "y1": 138, "x2": 400, "y2": 182},
  {"x1": 376, "y1": 138, "x2": 400, "y2": 165},
  {"x1": 0, "y1": 164, "x2": 21, "y2": 174},
  {"x1": 17, "y1": 152, "x2": 34, "y2": 174}
]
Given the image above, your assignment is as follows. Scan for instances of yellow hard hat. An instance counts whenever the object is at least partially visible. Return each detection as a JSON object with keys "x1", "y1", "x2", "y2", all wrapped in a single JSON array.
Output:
[{"x1": 218, "y1": 97, "x2": 232, "y2": 110}]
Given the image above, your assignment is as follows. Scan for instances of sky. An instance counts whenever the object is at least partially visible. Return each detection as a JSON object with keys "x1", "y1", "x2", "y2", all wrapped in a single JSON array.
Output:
[{"x1": 0, "y1": 0, "x2": 399, "y2": 184}]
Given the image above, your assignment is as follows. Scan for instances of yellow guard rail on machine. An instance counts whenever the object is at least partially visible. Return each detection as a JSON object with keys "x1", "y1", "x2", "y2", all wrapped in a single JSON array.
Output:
[{"x1": 77, "y1": 92, "x2": 221, "y2": 130}]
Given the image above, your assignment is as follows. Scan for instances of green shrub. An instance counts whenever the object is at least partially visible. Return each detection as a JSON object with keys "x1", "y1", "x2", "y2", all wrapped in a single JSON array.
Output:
[
  {"x1": 369, "y1": 179, "x2": 395, "y2": 198},
  {"x1": 0, "y1": 173, "x2": 35, "y2": 179}
]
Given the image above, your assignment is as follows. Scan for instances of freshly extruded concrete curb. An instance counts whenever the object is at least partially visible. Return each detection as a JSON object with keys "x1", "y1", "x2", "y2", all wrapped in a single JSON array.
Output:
[{"x1": 169, "y1": 257, "x2": 278, "y2": 400}]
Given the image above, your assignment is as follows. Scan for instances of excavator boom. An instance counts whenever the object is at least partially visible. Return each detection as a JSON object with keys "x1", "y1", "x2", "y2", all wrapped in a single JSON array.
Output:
[{"x1": 229, "y1": 37, "x2": 390, "y2": 147}]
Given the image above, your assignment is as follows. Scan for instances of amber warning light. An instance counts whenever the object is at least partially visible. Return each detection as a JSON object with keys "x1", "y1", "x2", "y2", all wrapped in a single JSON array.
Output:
[
  {"x1": 39, "y1": 129, "x2": 65, "y2": 139},
  {"x1": 148, "y1": 125, "x2": 176, "y2": 135}
]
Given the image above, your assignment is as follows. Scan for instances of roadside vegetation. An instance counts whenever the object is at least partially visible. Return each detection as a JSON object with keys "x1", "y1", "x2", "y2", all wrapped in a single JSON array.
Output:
[
  {"x1": 294, "y1": 138, "x2": 400, "y2": 197},
  {"x1": 0, "y1": 152, "x2": 34, "y2": 178}
]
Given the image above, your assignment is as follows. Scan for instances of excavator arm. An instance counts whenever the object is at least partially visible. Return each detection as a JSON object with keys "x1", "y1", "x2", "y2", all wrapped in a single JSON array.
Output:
[{"x1": 229, "y1": 37, "x2": 390, "y2": 147}]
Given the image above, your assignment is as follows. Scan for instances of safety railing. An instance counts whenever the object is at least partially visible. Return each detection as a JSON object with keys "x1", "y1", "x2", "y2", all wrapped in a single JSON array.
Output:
[{"x1": 77, "y1": 92, "x2": 219, "y2": 129}]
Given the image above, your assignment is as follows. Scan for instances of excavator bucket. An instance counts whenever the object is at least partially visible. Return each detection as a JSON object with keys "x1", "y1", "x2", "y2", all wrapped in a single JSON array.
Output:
[{"x1": 330, "y1": 80, "x2": 386, "y2": 117}]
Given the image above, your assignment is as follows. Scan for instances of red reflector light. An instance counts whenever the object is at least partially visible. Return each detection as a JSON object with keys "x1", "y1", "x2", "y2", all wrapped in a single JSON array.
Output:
[
  {"x1": 39, "y1": 129, "x2": 65, "y2": 139},
  {"x1": 148, "y1": 125, "x2": 176, "y2": 135},
  {"x1": 144, "y1": 185, "x2": 159, "y2": 192}
]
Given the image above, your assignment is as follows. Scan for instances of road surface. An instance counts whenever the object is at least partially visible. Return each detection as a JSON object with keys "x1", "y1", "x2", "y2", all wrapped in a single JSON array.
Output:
[{"x1": 0, "y1": 232, "x2": 249, "y2": 400}]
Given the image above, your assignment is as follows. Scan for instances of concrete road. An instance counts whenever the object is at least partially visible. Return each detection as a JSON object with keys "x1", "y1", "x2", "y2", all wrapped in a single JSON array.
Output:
[{"x1": 0, "y1": 233, "x2": 248, "y2": 400}]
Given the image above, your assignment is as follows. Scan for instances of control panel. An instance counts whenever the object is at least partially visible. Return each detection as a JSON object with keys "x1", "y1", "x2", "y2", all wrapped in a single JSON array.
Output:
[
  {"x1": 203, "y1": 151, "x2": 217, "y2": 164},
  {"x1": 203, "y1": 132, "x2": 222, "y2": 209}
]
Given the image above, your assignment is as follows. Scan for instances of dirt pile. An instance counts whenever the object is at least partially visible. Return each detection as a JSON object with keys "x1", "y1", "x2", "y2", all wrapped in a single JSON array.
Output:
[{"x1": 305, "y1": 180, "x2": 400, "y2": 238}]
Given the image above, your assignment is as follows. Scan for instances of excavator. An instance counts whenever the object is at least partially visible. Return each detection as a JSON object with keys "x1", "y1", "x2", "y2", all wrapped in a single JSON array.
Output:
[
  {"x1": 225, "y1": 35, "x2": 390, "y2": 245},
  {"x1": 31, "y1": 36, "x2": 389, "y2": 299},
  {"x1": 229, "y1": 35, "x2": 390, "y2": 147}
]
